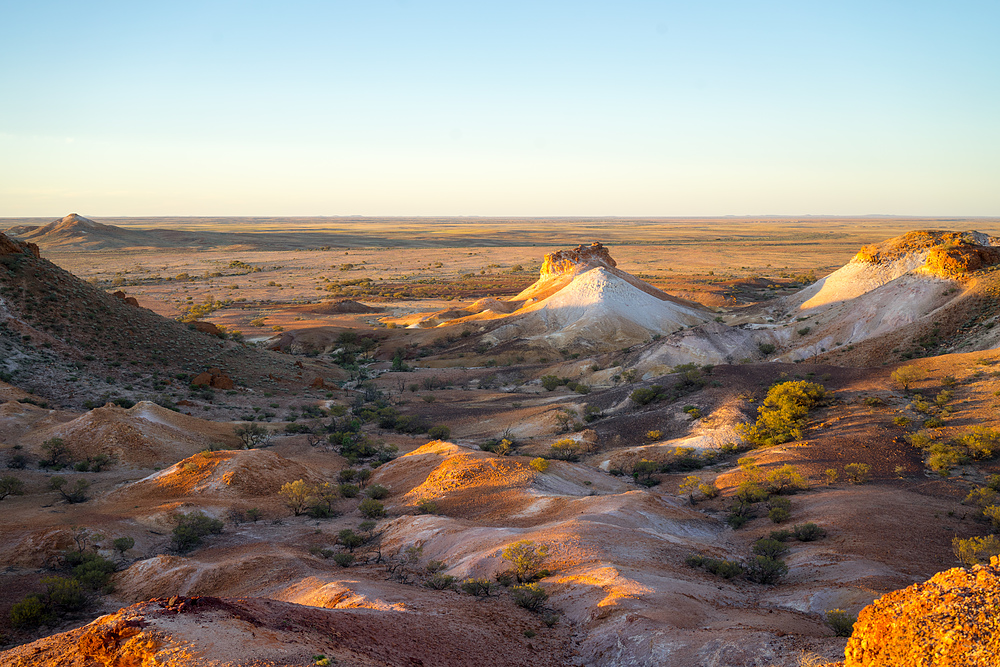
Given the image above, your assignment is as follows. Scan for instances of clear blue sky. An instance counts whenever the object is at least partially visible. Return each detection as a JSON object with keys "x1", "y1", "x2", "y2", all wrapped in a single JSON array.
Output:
[{"x1": 1, "y1": 1, "x2": 997, "y2": 217}]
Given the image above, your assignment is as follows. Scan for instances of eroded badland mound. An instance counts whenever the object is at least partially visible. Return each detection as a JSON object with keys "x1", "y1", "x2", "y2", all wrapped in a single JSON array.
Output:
[
  {"x1": 409, "y1": 242, "x2": 710, "y2": 351},
  {"x1": 6, "y1": 230, "x2": 1000, "y2": 665}
]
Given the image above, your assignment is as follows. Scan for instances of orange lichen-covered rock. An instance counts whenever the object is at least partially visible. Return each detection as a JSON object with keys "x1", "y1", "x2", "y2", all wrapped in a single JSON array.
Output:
[
  {"x1": 925, "y1": 245, "x2": 1000, "y2": 275},
  {"x1": 539, "y1": 241, "x2": 616, "y2": 276},
  {"x1": 844, "y1": 556, "x2": 1000, "y2": 666}
]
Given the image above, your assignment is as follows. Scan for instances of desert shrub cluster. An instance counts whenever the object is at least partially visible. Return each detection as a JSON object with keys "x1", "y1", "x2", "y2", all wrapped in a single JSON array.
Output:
[{"x1": 737, "y1": 381, "x2": 826, "y2": 447}]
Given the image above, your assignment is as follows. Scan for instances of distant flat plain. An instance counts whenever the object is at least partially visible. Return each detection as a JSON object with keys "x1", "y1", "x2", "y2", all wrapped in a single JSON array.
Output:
[{"x1": 8, "y1": 216, "x2": 999, "y2": 329}]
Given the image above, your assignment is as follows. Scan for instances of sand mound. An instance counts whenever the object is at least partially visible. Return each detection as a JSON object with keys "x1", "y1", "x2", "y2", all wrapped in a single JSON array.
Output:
[
  {"x1": 845, "y1": 556, "x2": 1000, "y2": 666},
  {"x1": 111, "y1": 448, "x2": 319, "y2": 502},
  {"x1": 21, "y1": 401, "x2": 239, "y2": 467}
]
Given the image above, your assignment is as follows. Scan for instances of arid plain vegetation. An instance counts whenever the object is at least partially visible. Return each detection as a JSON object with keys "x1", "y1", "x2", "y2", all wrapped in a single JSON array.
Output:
[{"x1": 2, "y1": 215, "x2": 1000, "y2": 666}]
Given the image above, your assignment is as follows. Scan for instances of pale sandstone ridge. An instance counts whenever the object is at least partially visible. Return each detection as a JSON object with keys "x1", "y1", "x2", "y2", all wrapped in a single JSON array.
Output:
[{"x1": 844, "y1": 556, "x2": 1000, "y2": 666}]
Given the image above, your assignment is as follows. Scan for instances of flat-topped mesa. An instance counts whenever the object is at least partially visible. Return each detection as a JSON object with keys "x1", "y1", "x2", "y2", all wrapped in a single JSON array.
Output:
[
  {"x1": 0, "y1": 231, "x2": 40, "y2": 258},
  {"x1": 539, "y1": 241, "x2": 616, "y2": 277}
]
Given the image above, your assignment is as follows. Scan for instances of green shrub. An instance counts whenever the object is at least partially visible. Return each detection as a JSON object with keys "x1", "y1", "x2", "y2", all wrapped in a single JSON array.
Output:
[
  {"x1": 171, "y1": 512, "x2": 224, "y2": 553},
  {"x1": 742, "y1": 555, "x2": 788, "y2": 584},
  {"x1": 365, "y1": 484, "x2": 390, "y2": 500},
  {"x1": 764, "y1": 464, "x2": 809, "y2": 494},
  {"x1": 685, "y1": 554, "x2": 742, "y2": 579},
  {"x1": 43, "y1": 576, "x2": 86, "y2": 611},
  {"x1": 630, "y1": 387, "x2": 659, "y2": 406},
  {"x1": 767, "y1": 496, "x2": 792, "y2": 523},
  {"x1": 792, "y1": 522, "x2": 826, "y2": 541},
  {"x1": 339, "y1": 483, "x2": 360, "y2": 498},
  {"x1": 510, "y1": 583, "x2": 549, "y2": 611},
  {"x1": 959, "y1": 426, "x2": 1000, "y2": 460},
  {"x1": 427, "y1": 425, "x2": 451, "y2": 440},
  {"x1": 726, "y1": 498, "x2": 755, "y2": 529},
  {"x1": 50, "y1": 477, "x2": 90, "y2": 503},
  {"x1": 425, "y1": 573, "x2": 457, "y2": 590},
  {"x1": 737, "y1": 381, "x2": 825, "y2": 447},
  {"x1": 752, "y1": 538, "x2": 789, "y2": 560},
  {"x1": 541, "y1": 375, "x2": 564, "y2": 391},
  {"x1": 358, "y1": 498, "x2": 385, "y2": 519},
  {"x1": 68, "y1": 552, "x2": 116, "y2": 591},
  {"x1": 460, "y1": 577, "x2": 497, "y2": 597},
  {"x1": 332, "y1": 553, "x2": 354, "y2": 568},
  {"x1": 10, "y1": 595, "x2": 49, "y2": 628},
  {"x1": 416, "y1": 499, "x2": 440, "y2": 514},
  {"x1": 826, "y1": 609, "x2": 856, "y2": 637},
  {"x1": 769, "y1": 529, "x2": 793, "y2": 542}
]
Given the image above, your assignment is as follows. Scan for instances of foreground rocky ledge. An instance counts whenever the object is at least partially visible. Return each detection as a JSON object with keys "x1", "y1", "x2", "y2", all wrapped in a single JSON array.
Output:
[{"x1": 845, "y1": 556, "x2": 1000, "y2": 666}]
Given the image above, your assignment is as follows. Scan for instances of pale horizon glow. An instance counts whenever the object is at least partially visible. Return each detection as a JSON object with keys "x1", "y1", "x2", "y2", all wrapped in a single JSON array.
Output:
[{"x1": 1, "y1": 1, "x2": 998, "y2": 218}]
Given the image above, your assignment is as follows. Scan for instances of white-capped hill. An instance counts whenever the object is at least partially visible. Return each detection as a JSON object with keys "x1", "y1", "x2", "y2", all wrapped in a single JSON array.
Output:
[{"x1": 480, "y1": 243, "x2": 710, "y2": 351}]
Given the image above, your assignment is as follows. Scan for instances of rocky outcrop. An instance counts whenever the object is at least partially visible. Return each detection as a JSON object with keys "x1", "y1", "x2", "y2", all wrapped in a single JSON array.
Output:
[
  {"x1": 0, "y1": 232, "x2": 40, "y2": 258},
  {"x1": 189, "y1": 321, "x2": 223, "y2": 336},
  {"x1": 844, "y1": 556, "x2": 1000, "y2": 666},
  {"x1": 112, "y1": 290, "x2": 140, "y2": 307},
  {"x1": 540, "y1": 241, "x2": 616, "y2": 276},
  {"x1": 925, "y1": 244, "x2": 1000, "y2": 275},
  {"x1": 190, "y1": 367, "x2": 234, "y2": 390}
]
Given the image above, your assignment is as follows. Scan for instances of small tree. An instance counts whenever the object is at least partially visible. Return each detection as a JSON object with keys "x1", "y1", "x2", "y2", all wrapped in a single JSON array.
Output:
[
  {"x1": 0, "y1": 474, "x2": 26, "y2": 500},
  {"x1": 50, "y1": 477, "x2": 90, "y2": 503},
  {"x1": 843, "y1": 463, "x2": 871, "y2": 484},
  {"x1": 234, "y1": 423, "x2": 271, "y2": 449},
  {"x1": 280, "y1": 479, "x2": 313, "y2": 516},
  {"x1": 529, "y1": 457, "x2": 549, "y2": 473},
  {"x1": 112, "y1": 536, "x2": 135, "y2": 561},
  {"x1": 891, "y1": 365, "x2": 925, "y2": 391},
  {"x1": 679, "y1": 475, "x2": 702, "y2": 503},
  {"x1": 40, "y1": 437, "x2": 72, "y2": 469},
  {"x1": 501, "y1": 540, "x2": 549, "y2": 583},
  {"x1": 549, "y1": 438, "x2": 581, "y2": 461},
  {"x1": 337, "y1": 529, "x2": 364, "y2": 552}
]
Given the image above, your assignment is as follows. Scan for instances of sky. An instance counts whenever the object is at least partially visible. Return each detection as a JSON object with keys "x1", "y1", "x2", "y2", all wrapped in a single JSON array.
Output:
[{"x1": 1, "y1": 1, "x2": 998, "y2": 217}]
